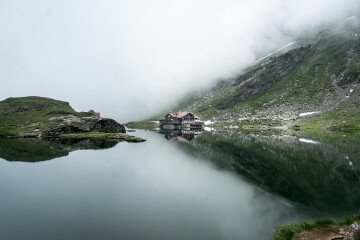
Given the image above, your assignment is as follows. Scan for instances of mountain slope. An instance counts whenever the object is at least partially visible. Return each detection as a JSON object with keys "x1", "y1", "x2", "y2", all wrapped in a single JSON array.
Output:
[{"x1": 167, "y1": 21, "x2": 360, "y2": 129}]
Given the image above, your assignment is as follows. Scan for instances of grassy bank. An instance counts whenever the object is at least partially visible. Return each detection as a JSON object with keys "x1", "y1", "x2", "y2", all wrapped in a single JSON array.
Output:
[
  {"x1": 59, "y1": 132, "x2": 145, "y2": 142},
  {"x1": 272, "y1": 213, "x2": 360, "y2": 240}
]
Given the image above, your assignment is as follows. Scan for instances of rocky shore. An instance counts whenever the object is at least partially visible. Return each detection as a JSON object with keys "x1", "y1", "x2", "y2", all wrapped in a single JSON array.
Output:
[{"x1": 16, "y1": 115, "x2": 145, "y2": 142}]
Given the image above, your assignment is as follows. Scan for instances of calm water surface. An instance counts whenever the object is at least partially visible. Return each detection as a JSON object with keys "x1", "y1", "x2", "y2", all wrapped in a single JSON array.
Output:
[{"x1": 0, "y1": 129, "x2": 359, "y2": 240}]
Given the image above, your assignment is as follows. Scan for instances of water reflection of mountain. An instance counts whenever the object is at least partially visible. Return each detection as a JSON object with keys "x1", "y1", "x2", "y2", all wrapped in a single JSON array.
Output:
[
  {"x1": 177, "y1": 130, "x2": 360, "y2": 214},
  {"x1": 0, "y1": 138, "x2": 118, "y2": 162},
  {"x1": 160, "y1": 129, "x2": 203, "y2": 142}
]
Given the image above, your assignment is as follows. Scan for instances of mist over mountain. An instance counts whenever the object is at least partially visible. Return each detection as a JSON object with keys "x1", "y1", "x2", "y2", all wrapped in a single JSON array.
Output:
[
  {"x1": 165, "y1": 18, "x2": 360, "y2": 132},
  {"x1": 1, "y1": 0, "x2": 360, "y2": 122}
]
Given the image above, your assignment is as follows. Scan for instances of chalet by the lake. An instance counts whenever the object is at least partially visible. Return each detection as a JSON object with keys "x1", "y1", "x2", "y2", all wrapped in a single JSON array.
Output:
[{"x1": 160, "y1": 112, "x2": 203, "y2": 129}]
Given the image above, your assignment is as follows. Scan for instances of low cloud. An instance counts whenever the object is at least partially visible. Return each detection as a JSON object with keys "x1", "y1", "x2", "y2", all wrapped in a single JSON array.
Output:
[{"x1": 1, "y1": 0, "x2": 359, "y2": 122}]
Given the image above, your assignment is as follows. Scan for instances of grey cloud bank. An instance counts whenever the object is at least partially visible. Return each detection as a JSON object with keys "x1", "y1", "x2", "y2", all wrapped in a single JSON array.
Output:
[{"x1": 1, "y1": 0, "x2": 359, "y2": 122}]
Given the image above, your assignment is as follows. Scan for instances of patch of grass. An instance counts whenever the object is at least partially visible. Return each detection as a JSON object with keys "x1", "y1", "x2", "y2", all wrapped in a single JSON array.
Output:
[
  {"x1": 59, "y1": 132, "x2": 145, "y2": 142},
  {"x1": 59, "y1": 132, "x2": 111, "y2": 139},
  {"x1": 125, "y1": 121, "x2": 159, "y2": 129},
  {"x1": 272, "y1": 219, "x2": 335, "y2": 240},
  {"x1": 299, "y1": 86, "x2": 360, "y2": 131},
  {"x1": 219, "y1": 119, "x2": 285, "y2": 130},
  {"x1": 298, "y1": 108, "x2": 360, "y2": 131},
  {"x1": 196, "y1": 107, "x2": 218, "y2": 119},
  {"x1": 272, "y1": 213, "x2": 360, "y2": 240}
]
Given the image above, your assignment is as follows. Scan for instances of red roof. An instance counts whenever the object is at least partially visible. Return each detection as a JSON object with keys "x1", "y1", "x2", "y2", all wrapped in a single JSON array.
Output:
[{"x1": 167, "y1": 112, "x2": 199, "y2": 119}]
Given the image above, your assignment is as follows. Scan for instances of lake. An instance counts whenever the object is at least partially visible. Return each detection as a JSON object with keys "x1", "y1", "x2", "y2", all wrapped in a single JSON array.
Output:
[{"x1": 0, "y1": 129, "x2": 359, "y2": 240}]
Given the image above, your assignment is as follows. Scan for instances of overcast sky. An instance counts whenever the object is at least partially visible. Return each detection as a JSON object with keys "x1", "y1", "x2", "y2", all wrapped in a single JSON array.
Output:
[{"x1": 1, "y1": 0, "x2": 359, "y2": 122}]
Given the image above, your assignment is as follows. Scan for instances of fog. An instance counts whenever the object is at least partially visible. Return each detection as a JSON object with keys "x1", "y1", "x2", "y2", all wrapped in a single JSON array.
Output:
[{"x1": 0, "y1": 0, "x2": 359, "y2": 122}]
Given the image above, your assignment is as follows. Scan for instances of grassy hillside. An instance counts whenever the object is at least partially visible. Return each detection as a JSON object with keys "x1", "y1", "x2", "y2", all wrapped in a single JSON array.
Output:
[
  {"x1": 166, "y1": 21, "x2": 360, "y2": 130},
  {"x1": 0, "y1": 96, "x2": 91, "y2": 136},
  {"x1": 300, "y1": 86, "x2": 360, "y2": 131}
]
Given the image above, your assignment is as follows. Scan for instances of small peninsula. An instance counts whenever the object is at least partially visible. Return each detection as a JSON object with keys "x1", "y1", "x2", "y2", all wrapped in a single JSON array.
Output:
[{"x1": 0, "y1": 96, "x2": 145, "y2": 143}]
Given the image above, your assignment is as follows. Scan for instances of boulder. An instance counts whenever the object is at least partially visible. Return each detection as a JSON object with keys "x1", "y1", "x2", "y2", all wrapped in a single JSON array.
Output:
[
  {"x1": 346, "y1": 222, "x2": 360, "y2": 240},
  {"x1": 43, "y1": 116, "x2": 126, "y2": 137},
  {"x1": 92, "y1": 118, "x2": 126, "y2": 133}
]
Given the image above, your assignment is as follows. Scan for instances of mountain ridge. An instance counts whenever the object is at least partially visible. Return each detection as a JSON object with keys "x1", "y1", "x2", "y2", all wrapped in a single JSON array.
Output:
[{"x1": 163, "y1": 19, "x2": 360, "y2": 130}]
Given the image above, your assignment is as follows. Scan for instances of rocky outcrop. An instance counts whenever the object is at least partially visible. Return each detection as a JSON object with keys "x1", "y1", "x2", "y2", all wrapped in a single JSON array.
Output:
[
  {"x1": 91, "y1": 118, "x2": 125, "y2": 133},
  {"x1": 42, "y1": 115, "x2": 126, "y2": 137},
  {"x1": 346, "y1": 222, "x2": 360, "y2": 240}
]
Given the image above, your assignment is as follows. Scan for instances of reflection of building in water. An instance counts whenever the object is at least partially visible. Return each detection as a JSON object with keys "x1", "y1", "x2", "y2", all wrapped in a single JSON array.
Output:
[
  {"x1": 160, "y1": 112, "x2": 204, "y2": 129},
  {"x1": 161, "y1": 129, "x2": 202, "y2": 142}
]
